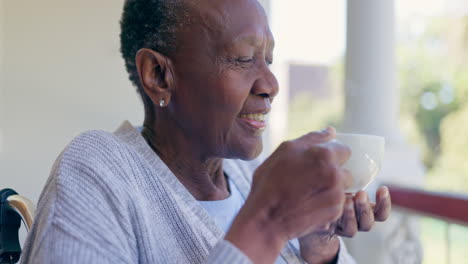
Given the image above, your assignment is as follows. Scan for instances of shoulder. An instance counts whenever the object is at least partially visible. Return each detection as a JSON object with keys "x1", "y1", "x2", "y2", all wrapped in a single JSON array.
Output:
[
  {"x1": 49, "y1": 129, "x2": 138, "y2": 204},
  {"x1": 23, "y1": 131, "x2": 138, "y2": 263},
  {"x1": 56, "y1": 129, "x2": 136, "y2": 180},
  {"x1": 35, "y1": 130, "x2": 138, "y2": 226},
  {"x1": 63, "y1": 129, "x2": 126, "y2": 164},
  {"x1": 24, "y1": 131, "x2": 135, "y2": 254}
]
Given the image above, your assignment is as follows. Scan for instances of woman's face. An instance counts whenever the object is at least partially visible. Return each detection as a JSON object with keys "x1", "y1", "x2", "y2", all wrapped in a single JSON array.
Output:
[{"x1": 168, "y1": 0, "x2": 278, "y2": 160}]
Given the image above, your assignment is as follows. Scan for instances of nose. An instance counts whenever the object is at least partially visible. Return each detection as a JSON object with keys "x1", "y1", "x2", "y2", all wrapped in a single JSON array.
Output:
[{"x1": 251, "y1": 66, "x2": 279, "y2": 102}]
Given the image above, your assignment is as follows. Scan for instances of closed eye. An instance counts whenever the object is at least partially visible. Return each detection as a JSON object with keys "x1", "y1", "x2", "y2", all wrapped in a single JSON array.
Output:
[{"x1": 236, "y1": 57, "x2": 254, "y2": 64}]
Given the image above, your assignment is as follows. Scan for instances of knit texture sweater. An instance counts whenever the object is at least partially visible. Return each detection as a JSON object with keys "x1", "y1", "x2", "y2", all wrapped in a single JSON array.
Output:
[{"x1": 21, "y1": 121, "x2": 355, "y2": 264}]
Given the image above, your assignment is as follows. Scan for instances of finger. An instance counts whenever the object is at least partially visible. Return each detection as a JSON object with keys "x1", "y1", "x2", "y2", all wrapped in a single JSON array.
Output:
[
  {"x1": 342, "y1": 169, "x2": 354, "y2": 190},
  {"x1": 319, "y1": 140, "x2": 352, "y2": 165},
  {"x1": 374, "y1": 186, "x2": 391, "y2": 221},
  {"x1": 313, "y1": 222, "x2": 335, "y2": 236},
  {"x1": 311, "y1": 185, "x2": 346, "y2": 223},
  {"x1": 355, "y1": 191, "x2": 374, "y2": 232},
  {"x1": 297, "y1": 126, "x2": 336, "y2": 145},
  {"x1": 336, "y1": 195, "x2": 358, "y2": 238}
]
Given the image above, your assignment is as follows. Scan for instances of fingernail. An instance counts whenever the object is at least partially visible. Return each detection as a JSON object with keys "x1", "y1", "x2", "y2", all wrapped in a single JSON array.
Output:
[
  {"x1": 357, "y1": 195, "x2": 367, "y2": 206},
  {"x1": 378, "y1": 187, "x2": 389, "y2": 199},
  {"x1": 325, "y1": 126, "x2": 335, "y2": 134},
  {"x1": 320, "y1": 127, "x2": 331, "y2": 134},
  {"x1": 380, "y1": 191, "x2": 388, "y2": 199}
]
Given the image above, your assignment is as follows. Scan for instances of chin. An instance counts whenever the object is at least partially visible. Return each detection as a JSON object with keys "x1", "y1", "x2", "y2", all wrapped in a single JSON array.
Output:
[{"x1": 235, "y1": 141, "x2": 263, "y2": 161}]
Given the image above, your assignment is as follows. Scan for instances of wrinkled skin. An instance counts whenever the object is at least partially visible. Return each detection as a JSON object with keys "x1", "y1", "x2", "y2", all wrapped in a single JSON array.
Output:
[
  {"x1": 135, "y1": 0, "x2": 391, "y2": 263},
  {"x1": 137, "y1": 0, "x2": 276, "y2": 201}
]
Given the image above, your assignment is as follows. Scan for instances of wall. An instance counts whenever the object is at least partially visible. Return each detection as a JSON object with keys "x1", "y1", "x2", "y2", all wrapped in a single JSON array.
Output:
[
  {"x1": 0, "y1": 1, "x2": 5, "y2": 160},
  {"x1": 0, "y1": 0, "x2": 143, "y2": 203}
]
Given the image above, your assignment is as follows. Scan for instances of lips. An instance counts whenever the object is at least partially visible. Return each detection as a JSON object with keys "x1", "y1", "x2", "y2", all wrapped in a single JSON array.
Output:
[{"x1": 238, "y1": 112, "x2": 268, "y2": 131}]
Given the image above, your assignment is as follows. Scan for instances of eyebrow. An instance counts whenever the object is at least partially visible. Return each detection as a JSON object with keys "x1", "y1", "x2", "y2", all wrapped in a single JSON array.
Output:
[{"x1": 234, "y1": 34, "x2": 275, "y2": 50}]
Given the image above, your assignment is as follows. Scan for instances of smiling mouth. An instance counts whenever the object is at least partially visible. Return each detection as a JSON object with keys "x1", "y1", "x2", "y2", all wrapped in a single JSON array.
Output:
[
  {"x1": 239, "y1": 113, "x2": 266, "y2": 121},
  {"x1": 238, "y1": 113, "x2": 267, "y2": 131}
]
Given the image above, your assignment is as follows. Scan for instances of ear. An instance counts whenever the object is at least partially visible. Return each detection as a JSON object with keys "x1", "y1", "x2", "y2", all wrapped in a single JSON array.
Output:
[{"x1": 135, "y1": 48, "x2": 174, "y2": 107}]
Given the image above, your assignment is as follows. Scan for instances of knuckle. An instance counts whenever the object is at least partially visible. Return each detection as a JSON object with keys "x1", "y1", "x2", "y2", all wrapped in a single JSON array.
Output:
[
  {"x1": 279, "y1": 141, "x2": 294, "y2": 151},
  {"x1": 329, "y1": 192, "x2": 346, "y2": 211},
  {"x1": 323, "y1": 193, "x2": 345, "y2": 221},
  {"x1": 339, "y1": 195, "x2": 347, "y2": 208},
  {"x1": 316, "y1": 146, "x2": 333, "y2": 162},
  {"x1": 357, "y1": 206, "x2": 369, "y2": 219},
  {"x1": 332, "y1": 166, "x2": 342, "y2": 181},
  {"x1": 326, "y1": 164, "x2": 339, "y2": 176},
  {"x1": 326, "y1": 167, "x2": 343, "y2": 188},
  {"x1": 356, "y1": 198, "x2": 369, "y2": 211},
  {"x1": 331, "y1": 207, "x2": 344, "y2": 221},
  {"x1": 345, "y1": 199, "x2": 354, "y2": 213},
  {"x1": 343, "y1": 169, "x2": 354, "y2": 189},
  {"x1": 359, "y1": 201, "x2": 371, "y2": 212},
  {"x1": 308, "y1": 145, "x2": 333, "y2": 162},
  {"x1": 357, "y1": 211, "x2": 374, "y2": 231},
  {"x1": 342, "y1": 144, "x2": 352, "y2": 158}
]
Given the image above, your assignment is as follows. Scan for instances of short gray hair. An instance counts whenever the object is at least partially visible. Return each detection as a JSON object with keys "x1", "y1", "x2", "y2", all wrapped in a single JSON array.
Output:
[{"x1": 120, "y1": 0, "x2": 188, "y2": 108}]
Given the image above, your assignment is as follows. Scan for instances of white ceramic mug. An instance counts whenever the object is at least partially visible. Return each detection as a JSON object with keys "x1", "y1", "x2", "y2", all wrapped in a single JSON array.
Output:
[{"x1": 334, "y1": 133, "x2": 385, "y2": 193}]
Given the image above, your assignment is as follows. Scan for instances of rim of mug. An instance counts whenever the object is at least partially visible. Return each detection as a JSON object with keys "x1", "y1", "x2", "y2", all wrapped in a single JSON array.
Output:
[{"x1": 335, "y1": 132, "x2": 385, "y2": 142}]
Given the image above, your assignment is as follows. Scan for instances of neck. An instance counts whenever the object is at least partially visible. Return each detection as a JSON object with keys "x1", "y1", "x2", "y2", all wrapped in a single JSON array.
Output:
[{"x1": 142, "y1": 116, "x2": 230, "y2": 201}]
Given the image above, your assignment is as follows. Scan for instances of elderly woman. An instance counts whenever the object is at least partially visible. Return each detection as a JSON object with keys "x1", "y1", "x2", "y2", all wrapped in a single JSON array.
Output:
[{"x1": 21, "y1": 0, "x2": 391, "y2": 263}]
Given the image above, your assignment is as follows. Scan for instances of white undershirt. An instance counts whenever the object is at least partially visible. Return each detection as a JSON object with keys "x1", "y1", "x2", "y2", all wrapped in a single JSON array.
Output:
[
  {"x1": 198, "y1": 177, "x2": 290, "y2": 264},
  {"x1": 198, "y1": 177, "x2": 244, "y2": 233}
]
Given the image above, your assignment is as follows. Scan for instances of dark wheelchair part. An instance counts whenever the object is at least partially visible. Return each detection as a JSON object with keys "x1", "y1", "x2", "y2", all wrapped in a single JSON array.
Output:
[{"x1": 0, "y1": 189, "x2": 22, "y2": 264}]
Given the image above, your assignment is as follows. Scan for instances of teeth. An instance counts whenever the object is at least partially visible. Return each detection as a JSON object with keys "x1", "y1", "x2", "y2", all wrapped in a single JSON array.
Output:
[{"x1": 240, "y1": 113, "x2": 265, "y2": 121}]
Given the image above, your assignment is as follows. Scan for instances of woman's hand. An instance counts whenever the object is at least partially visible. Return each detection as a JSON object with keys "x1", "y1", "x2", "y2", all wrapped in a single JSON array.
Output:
[
  {"x1": 225, "y1": 127, "x2": 353, "y2": 264},
  {"x1": 298, "y1": 186, "x2": 392, "y2": 264}
]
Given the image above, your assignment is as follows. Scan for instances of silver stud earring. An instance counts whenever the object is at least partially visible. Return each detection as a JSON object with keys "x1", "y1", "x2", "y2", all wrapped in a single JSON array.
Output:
[{"x1": 159, "y1": 99, "x2": 165, "y2": 107}]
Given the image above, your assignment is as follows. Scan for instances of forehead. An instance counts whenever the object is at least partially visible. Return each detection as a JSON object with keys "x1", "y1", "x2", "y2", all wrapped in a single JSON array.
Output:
[{"x1": 186, "y1": 0, "x2": 274, "y2": 46}]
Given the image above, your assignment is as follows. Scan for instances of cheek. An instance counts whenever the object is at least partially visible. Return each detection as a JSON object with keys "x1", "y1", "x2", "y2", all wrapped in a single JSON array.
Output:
[
  {"x1": 175, "y1": 75, "x2": 248, "y2": 129},
  {"x1": 219, "y1": 75, "x2": 264, "y2": 159},
  {"x1": 203, "y1": 77, "x2": 261, "y2": 157},
  {"x1": 172, "y1": 66, "x2": 261, "y2": 157},
  {"x1": 207, "y1": 77, "x2": 251, "y2": 132}
]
